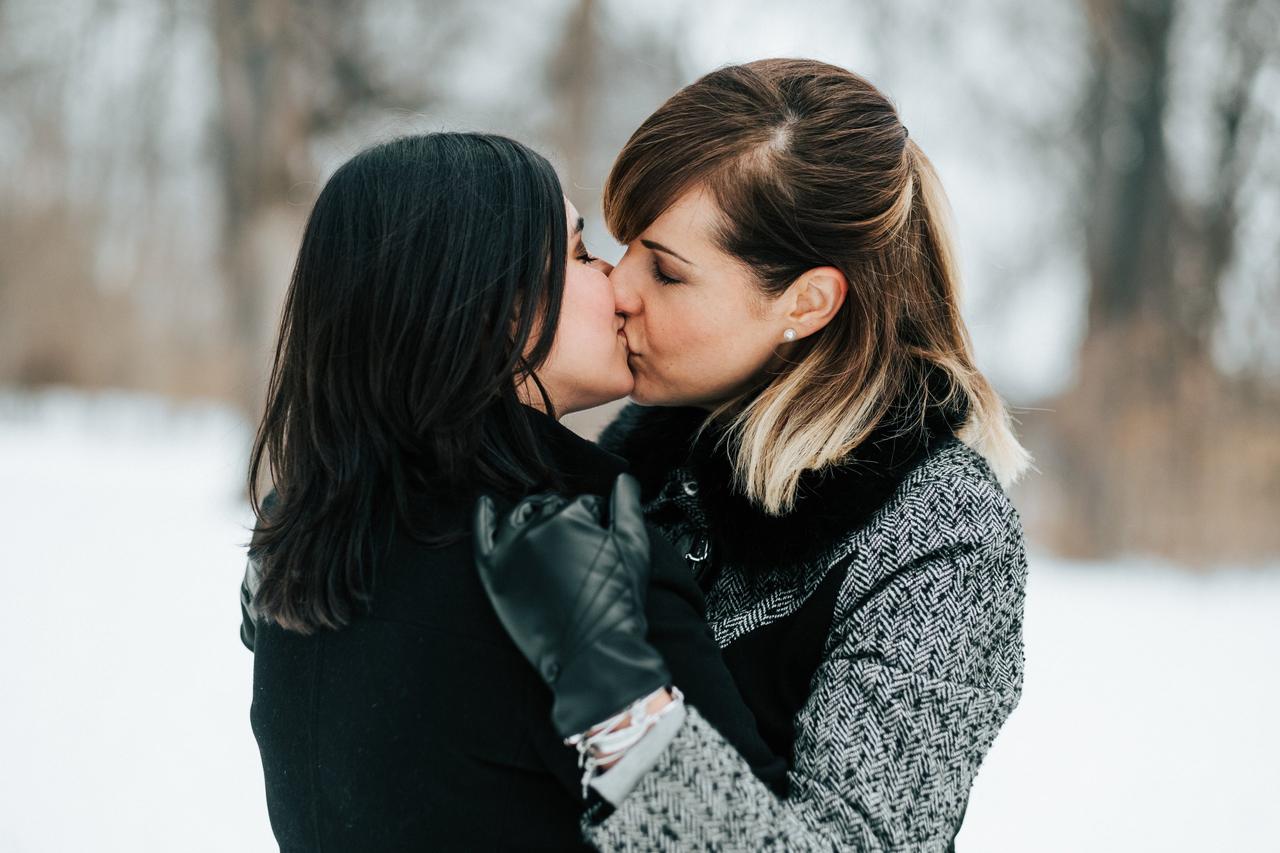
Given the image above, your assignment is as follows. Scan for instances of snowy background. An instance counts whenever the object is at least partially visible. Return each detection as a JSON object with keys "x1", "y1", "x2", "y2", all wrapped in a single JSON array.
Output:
[
  {"x1": 2, "y1": 0, "x2": 1278, "y2": 849},
  {"x1": 2, "y1": 390, "x2": 1277, "y2": 852}
]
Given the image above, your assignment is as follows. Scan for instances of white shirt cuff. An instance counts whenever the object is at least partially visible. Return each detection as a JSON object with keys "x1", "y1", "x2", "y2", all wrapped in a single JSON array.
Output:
[{"x1": 587, "y1": 700, "x2": 686, "y2": 805}]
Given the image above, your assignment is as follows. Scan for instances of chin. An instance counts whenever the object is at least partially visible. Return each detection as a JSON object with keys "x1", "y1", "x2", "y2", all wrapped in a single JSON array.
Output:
[
  {"x1": 608, "y1": 360, "x2": 636, "y2": 398},
  {"x1": 627, "y1": 366, "x2": 700, "y2": 407},
  {"x1": 627, "y1": 377, "x2": 665, "y2": 406},
  {"x1": 580, "y1": 371, "x2": 634, "y2": 410},
  {"x1": 629, "y1": 375, "x2": 715, "y2": 409},
  {"x1": 612, "y1": 374, "x2": 637, "y2": 401}
]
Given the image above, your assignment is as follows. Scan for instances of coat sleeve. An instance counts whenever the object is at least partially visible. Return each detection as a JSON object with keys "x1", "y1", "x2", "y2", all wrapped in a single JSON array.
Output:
[
  {"x1": 638, "y1": 523, "x2": 790, "y2": 797},
  {"x1": 582, "y1": 523, "x2": 1028, "y2": 852}
]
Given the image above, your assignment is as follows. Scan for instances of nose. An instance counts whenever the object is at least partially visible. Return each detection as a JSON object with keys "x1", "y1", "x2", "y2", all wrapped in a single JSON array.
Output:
[{"x1": 609, "y1": 260, "x2": 643, "y2": 317}]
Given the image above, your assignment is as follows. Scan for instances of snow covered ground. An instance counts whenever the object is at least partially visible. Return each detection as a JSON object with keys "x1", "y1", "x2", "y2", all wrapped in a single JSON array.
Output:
[{"x1": 1, "y1": 390, "x2": 1276, "y2": 852}]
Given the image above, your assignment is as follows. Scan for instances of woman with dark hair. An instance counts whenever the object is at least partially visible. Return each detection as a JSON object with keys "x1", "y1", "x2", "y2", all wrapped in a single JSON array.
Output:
[
  {"x1": 475, "y1": 60, "x2": 1031, "y2": 851},
  {"x1": 238, "y1": 132, "x2": 787, "y2": 851}
]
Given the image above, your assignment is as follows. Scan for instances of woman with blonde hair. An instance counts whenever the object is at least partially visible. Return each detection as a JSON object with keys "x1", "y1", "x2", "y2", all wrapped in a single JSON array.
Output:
[{"x1": 475, "y1": 59, "x2": 1030, "y2": 850}]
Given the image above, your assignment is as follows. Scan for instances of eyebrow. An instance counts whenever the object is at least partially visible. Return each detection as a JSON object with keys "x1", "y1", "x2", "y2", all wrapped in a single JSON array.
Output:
[
  {"x1": 641, "y1": 239, "x2": 695, "y2": 266},
  {"x1": 573, "y1": 216, "x2": 584, "y2": 236}
]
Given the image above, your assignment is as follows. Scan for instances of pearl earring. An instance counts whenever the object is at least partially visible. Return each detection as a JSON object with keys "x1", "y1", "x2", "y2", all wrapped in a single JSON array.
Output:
[{"x1": 783, "y1": 328, "x2": 797, "y2": 342}]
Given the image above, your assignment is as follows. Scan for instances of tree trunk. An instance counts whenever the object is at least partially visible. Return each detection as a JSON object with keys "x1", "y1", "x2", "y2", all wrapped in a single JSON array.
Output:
[{"x1": 1033, "y1": 0, "x2": 1280, "y2": 564}]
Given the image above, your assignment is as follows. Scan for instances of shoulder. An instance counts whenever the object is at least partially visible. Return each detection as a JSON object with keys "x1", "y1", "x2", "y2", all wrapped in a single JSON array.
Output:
[
  {"x1": 862, "y1": 437, "x2": 1024, "y2": 562},
  {"x1": 831, "y1": 441, "x2": 1027, "y2": 633},
  {"x1": 822, "y1": 440, "x2": 1028, "y2": 690}
]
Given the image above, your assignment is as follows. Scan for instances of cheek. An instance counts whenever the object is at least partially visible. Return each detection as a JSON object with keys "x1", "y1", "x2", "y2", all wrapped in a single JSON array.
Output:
[
  {"x1": 643, "y1": 290, "x2": 698, "y2": 351},
  {"x1": 557, "y1": 268, "x2": 626, "y2": 367},
  {"x1": 639, "y1": 287, "x2": 773, "y2": 402},
  {"x1": 649, "y1": 290, "x2": 751, "y2": 365},
  {"x1": 565, "y1": 270, "x2": 616, "y2": 339}
]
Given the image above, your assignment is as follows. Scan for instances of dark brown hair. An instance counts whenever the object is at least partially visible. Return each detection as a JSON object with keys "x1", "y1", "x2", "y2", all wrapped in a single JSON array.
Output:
[
  {"x1": 248, "y1": 133, "x2": 568, "y2": 633},
  {"x1": 604, "y1": 59, "x2": 1028, "y2": 511}
]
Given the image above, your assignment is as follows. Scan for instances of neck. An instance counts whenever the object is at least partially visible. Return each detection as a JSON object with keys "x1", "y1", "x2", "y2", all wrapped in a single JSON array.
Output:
[{"x1": 515, "y1": 377, "x2": 562, "y2": 420}]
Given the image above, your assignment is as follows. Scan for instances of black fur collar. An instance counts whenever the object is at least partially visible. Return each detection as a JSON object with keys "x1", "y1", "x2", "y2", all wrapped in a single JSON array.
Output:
[{"x1": 598, "y1": 400, "x2": 962, "y2": 576}]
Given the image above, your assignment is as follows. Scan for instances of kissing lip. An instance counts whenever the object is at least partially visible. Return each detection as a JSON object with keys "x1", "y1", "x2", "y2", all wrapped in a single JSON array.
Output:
[{"x1": 617, "y1": 325, "x2": 636, "y2": 355}]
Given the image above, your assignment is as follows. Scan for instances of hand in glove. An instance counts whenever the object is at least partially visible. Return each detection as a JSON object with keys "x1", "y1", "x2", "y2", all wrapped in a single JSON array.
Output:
[{"x1": 473, "y1": 473, "x2": 671, "y2": 738}]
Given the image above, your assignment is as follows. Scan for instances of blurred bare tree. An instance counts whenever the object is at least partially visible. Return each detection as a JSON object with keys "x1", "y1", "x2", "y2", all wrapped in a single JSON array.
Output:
[
  {"x1": 547, "y1": 0, "x2": 599, "y2": 196},
  {"x1": 1, "y1": 0, "x2": 1275, "y2": 561},
  {"x1": 1034, "y1": 0, "x2": 1280, "y2": 562},
  {"x1": 210, "y1": 0, "x2": 457, "y2": 417},
  {"x1": 544, "y1": 0, "x2": 686, "y2": 439},
  {"x1": 543, "y1": 0, "x2": 684, "y2": 223}
]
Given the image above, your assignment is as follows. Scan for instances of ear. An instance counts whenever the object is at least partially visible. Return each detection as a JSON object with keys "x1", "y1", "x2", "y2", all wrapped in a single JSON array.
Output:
[{"x1": 781, "y1": 267, "x2": 848, "y2": 339}]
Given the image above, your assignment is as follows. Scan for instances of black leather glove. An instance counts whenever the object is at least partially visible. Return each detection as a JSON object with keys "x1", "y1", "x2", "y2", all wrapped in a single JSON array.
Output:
[{"x1": 473, "y1": 473, "x2": 672, "y2": 738}]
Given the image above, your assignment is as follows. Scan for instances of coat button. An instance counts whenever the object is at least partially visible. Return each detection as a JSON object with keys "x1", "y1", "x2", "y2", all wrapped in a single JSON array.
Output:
[{"x1": 682, "y1": 480, "x2": 699, "y2": 496}]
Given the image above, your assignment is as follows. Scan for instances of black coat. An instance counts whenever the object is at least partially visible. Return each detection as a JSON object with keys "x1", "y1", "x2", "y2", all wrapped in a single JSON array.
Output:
[{"x1": 241, "y1": 405, "x2": 786, "y2": 852}]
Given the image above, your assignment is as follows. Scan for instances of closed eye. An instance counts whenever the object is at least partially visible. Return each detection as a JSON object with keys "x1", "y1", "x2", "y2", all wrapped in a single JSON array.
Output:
[
  {"x1": 651, "y1": 259, "x2": 681, "y2": 286},
  {"x1": 573, "y1": 233, "x2": 601, "y2": 267}
]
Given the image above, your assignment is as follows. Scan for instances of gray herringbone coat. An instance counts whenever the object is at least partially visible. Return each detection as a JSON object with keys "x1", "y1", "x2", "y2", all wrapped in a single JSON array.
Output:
[{"x1": 585, "y1": 413, "x2": 1028, "y2": 852}]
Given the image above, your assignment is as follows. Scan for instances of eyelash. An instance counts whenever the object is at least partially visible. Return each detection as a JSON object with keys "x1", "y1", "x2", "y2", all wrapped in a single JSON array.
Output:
[
  {"x1": 650, "y1": 259, "x2": 681, "y2": 286},
  {"x1": 575, "y1": 248, "x2": 598, "y2": 265}
]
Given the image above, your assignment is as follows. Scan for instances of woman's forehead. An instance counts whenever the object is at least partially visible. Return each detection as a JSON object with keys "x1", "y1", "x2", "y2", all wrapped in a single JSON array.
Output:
[{"x1": 645, "y1": 188, "x2": 738, "y2": 268}]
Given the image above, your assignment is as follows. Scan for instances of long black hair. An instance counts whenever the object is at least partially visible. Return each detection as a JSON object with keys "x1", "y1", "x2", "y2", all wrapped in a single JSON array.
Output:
[{"x1": 248, "y1": 133, "x2": 569, "y2": 633}]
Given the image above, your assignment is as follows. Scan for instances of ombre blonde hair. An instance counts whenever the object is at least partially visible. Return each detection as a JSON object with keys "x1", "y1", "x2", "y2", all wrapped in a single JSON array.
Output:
[{"x1": 604, "y1": 59, "x2": 1030, "y2": 514}]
